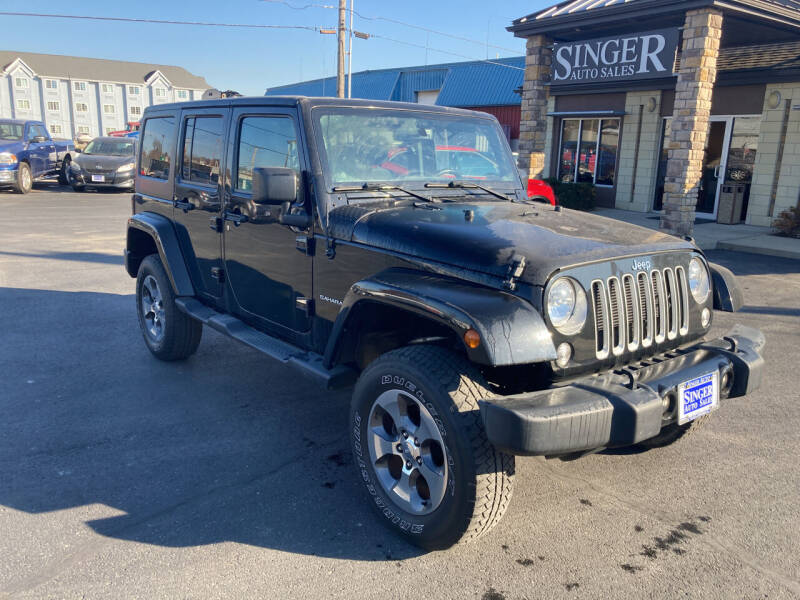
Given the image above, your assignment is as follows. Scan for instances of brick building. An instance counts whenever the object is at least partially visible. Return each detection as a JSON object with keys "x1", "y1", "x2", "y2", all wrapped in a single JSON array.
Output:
[
  {"x1": 1, "y1": 51, "x2": 211, "y2": 139},
  {"x1": 510, "y1": 0, "x2": 800, "y2": 234}
]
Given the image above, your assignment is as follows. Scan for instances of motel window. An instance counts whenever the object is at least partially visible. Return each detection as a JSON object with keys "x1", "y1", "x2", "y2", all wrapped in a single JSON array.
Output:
[
  {"x1": 103, "y1": 104, "x2": 115, "y2": 114},
  {"x1": 75, "y1": 103, "x2": 88, "y2": 112},
  {"x1": 50, "y1": 124, "x2": 63, "y2": 135},
  {"x1": 128, "y1": 85, "x2": 141, "y2": 95},
  {"x1": 15, "y1": 77, "x2": 29, "y2": 88},
  {"x1": 176, "y1": 90, "x2": 189, "y2": 100},
  {"x1": 77, "y1": 125, "x2": 90, "y2": 134},
  {"x1": 73, "y1": 81, "x2": 87, "y2": 91},
  {"x1": 45, "y1": 79, "x2": 58, "y2": 89},
  {"x1": 557, "y1": 118, "x2": 620, "y2": 187},
  {"x1": 106, "y1": 127, "x2": 116, "y2": 135},
  {"x1": 130, "y1": 106, "x2": 142, "y2": 116},
  {"x1": 154, "y1": 88, "x2": 167, "y2": 98},
  {"x1": 16, "y1": 99, "x2": 31, "y2": 110},
  {"x1": 102, "y1": 83, "x2": 114, "y2": 94},
  {"x1": 47, "y1": 101, "x2": 60, "y2": 112}
]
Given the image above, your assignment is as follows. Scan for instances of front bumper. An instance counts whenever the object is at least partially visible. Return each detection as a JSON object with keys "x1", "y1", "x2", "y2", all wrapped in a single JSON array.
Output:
[
  {"x1": 0, "y1": 166, "x2": 18, "y2": 186},
  {"x1": 481, "y1": 325, "x2": 765, "y2": 456},
  {"x1": 72, "y1": 170, "x2": 134, "y2": 188}
]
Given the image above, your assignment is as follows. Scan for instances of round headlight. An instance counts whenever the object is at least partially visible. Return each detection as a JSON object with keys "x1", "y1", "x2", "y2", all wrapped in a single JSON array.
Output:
[
  {"x1": 688, "y1": 258, "x2": 710, "y2": 303},
  {"x1": 547, "y1": 277, "x2": 587, "y2": 335}
]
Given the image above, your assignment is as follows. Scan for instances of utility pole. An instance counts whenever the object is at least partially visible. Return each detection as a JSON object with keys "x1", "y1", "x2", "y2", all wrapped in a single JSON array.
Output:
[
  {"x1": 347, "y1": 0, "x2": 354, "y2": 98},
  {"x1": 337, "y1": 0, "x2": 346, "y2": 98}
]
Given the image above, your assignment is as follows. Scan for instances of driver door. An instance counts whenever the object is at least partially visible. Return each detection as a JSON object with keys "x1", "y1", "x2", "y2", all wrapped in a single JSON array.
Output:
[{"x1": 223, "y1": 107, "x2": 313, "y2": 335}]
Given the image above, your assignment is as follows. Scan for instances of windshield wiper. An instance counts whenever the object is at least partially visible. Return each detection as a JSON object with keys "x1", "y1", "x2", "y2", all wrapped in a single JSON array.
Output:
[
  {"x1": 424, "y1": 181, "x2": 515, "y2": 203},
  {"x1": 332, "y1": 183, "x2": 438, "y2": 203}
]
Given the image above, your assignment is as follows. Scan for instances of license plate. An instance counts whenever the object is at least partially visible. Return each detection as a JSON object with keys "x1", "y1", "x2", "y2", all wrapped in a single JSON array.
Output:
[
  {"x1": 91, "y1": 174, "x2": 105, "y2": 182},
  {"x1": 678, "y1": 372, "x2": 719, "y2": 425}
]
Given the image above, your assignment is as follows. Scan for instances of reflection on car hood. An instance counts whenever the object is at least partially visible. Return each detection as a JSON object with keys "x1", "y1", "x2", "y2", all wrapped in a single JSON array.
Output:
[
  {"x1": 328, "y1": 200, "x2": 694, "y2": 285},
  {"x1": 75, "y1": 153, "x2": 133, "y2": 169}
]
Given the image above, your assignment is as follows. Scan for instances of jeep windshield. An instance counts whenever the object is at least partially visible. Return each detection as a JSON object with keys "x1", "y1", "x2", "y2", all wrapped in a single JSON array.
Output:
[{"x1": 313, "y1": 107, "x2": 518, "y2": 195}]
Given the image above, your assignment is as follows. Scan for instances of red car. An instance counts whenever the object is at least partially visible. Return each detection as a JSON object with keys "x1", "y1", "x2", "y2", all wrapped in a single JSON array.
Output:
[
  {"x1": 108, "y1": 121, "x2": 141, "y2": 138},
  {"x1": 527, "y1": 178, "x2": 557, "y2": 206}
]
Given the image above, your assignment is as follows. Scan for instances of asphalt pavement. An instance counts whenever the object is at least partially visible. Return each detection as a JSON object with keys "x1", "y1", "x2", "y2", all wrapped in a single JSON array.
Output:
[{"x1": 1, "y1": 186, "x2": 799, "y2": 599}]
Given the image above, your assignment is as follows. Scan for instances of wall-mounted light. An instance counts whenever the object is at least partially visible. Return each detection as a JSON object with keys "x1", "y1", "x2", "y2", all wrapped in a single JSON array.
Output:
[
  {"x1": 767, "y1": 90, "x2": 782, "y2": 109},
  {"x1": 647, "y1": 97, "x2": 657, "y2": 112}
]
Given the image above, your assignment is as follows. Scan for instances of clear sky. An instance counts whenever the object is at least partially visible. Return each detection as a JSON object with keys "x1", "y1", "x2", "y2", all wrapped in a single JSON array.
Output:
[{"x1": 1, "y1": 1, "x2": 553, "y2": 95}]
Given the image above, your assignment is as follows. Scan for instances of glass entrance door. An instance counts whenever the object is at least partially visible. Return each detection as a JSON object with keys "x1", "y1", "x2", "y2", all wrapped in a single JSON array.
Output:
[{"x1": 697, "y1": 117, "x2": 732, "y2": 216}]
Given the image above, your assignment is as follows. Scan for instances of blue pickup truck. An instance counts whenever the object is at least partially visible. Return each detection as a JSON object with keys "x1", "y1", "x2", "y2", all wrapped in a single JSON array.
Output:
[{"x1": 0, "y1": 119, "x2": 75, "y2": 194}]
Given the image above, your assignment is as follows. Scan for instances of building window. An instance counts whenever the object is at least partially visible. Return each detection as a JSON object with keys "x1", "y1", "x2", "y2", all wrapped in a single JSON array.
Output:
[
  {"x1": 140, "y1": 116, "x2": 176, "y2": 179},
  {"x1": 101, "y1": 83, "x2": 114, "y2": 94},
  {"x1": 16, "y1": 99, "x2": 31, "y2": 110},
  {"x1": 128, "y1": 85, "x2": 141, "y2": 95},
  {"x1": 130, "y1": 105, "x2": 142, "y2": 116},
  {"x1": 103, "y1": 104, "x2": 116, "y2": 114},
  {"x1": 46, "y1": 101, "x2": 60, "y2": 112},
  {"x1": 181, "y1": 116, "x2": 224, "y2": 185},
  {"x1": 49, "y1": 124, "x2": 63, "y2": 135},
  {"x1": 75, "y1": 103, "x2": 88, "y2": 112},
  {"x1": 557, "y1": 118, "x2": 620, "y2": 187},
  {"x1": 77, "y1": 125, "x2": 90, "y2": 134},
  {"x1": 176, "y1": 90, "x2": 189, "y2": 100},
  {"x1": 105, "y1": 127, "x2": 116, "y2": 135},
  {"x1": 45, "y1": 79, "x2": 58, "y2": 90},
  {"x1": 15, "y1": 77, "x2": 29, "y2": 88},
  {"x1": 73, "y1": 81, "x2": 87, "y2": 91},
  {"x1": 154, "y1": 88, "x2": 167, "y2": 98}
]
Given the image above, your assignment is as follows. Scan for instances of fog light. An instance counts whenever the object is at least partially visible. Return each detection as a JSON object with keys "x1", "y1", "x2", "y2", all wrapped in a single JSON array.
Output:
[
  {"x1": 701, "y1": 308, "x2": 711, "y2": 328},
  {"x1": 556, "y1": 342, "x2": 572, "y2": 368},
  {"x1": 464, "y1": 328, "x2": 481, "y2": 349}
]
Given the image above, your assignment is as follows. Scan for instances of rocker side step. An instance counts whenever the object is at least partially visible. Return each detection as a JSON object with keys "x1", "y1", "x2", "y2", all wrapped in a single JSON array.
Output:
[{"x1": 175, "y1": 298, "x2": 357, "y2": 390}]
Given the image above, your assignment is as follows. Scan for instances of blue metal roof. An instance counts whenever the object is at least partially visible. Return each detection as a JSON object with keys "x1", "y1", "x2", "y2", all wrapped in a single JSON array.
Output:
[{"x1": 265, "y1": 56, "x2": 525, "y2": 107}]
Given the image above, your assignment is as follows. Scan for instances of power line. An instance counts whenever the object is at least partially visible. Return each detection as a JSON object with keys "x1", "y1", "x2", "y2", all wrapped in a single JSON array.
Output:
[
  {"x1": 260, "y1": 0, "x2": 521, "y2": 54},
  {"x1": 0, "y1": 11, "x2": 322, "y2": 31},
  {"x1": 367, "y1": 34, "x2": 524, "y2": 70}
]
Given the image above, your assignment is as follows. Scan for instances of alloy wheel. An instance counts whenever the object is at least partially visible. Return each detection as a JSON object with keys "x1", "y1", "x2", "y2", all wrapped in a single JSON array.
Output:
[{"x1": 140, "y1": 274, "x2": 166, "y2": 342}]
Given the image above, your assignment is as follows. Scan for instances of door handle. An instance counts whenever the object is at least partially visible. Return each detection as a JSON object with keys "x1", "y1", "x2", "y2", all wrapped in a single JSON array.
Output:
[
  {"x1": 713, "y1": 165, "x2": 720, "y2": 180},
  {"x1": 174, "y1": 198, "x2": 194, "y2": 212},
  {"x1": 224, "y1": 211, "x2": 248, "y2": 226}
]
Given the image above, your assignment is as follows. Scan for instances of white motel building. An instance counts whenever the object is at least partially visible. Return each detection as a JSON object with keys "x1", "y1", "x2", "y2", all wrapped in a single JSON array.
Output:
[{"x1": 0, "y1": 51, "x2": 211, "y2": 138}]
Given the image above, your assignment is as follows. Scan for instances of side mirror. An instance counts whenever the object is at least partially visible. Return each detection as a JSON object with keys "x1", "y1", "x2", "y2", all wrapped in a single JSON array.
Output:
[
  {"x1": 251, "y1": 167, "x2": 297, "y2": 205},
  {"x1": 31, "y1": 135, "x2": 47, "y2": 143}
]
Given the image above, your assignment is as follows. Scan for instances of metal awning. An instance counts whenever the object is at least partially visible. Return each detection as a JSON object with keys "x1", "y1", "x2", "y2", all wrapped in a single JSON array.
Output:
[{"x1": 546, "y1": 110, "x2": 627, "y2": 116}]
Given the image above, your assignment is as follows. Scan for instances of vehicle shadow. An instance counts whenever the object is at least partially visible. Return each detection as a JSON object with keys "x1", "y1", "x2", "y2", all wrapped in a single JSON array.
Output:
[
  {"x1": 0, "y1": 250, "x2": 123, "y2": 265},
  {"x1": 0, "y1": 286, "x2": 422, "y2": 561}
]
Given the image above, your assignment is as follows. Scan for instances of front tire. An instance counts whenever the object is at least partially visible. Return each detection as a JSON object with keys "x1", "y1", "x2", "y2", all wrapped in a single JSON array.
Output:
[
  {"x1": 14, "y1": 163, "x2": 32, "y2": 194},
  {"x1": 59, "y1": 156, "x2": 71, "y2": 185},
  {"x1": 136, "y1": 254, "x2": 202, "y2": 361},
  {"x1": 350, "y1": 345, "x2": 514, "y2": 550}
]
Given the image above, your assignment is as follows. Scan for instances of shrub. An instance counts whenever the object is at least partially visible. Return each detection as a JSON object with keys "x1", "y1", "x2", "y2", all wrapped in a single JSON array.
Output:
[
  {"x1": 544, "y1": 178, "x2": 596, "y2": 211},
  {"x1": 772, "y1": 206, "x2": 800, "y2": 238}
]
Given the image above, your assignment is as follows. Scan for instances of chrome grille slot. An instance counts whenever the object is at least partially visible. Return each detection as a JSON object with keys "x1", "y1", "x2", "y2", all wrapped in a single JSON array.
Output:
[
  {"x1": 675, "y1": 266, "x2": 690, "y2": 335},
  {"x1": 622, "y1": 274, "x2": 640, "y2": 352},
  {"x1": 637, "y1": 272, "x2": 654, "y2": 348},
  {"x1": 652, "y1": 270, "x2": 667, "y2": 343},
  {"x1": 590, "y1": 263, "x2": 690, "y2": 359},
  {"x1": 607, "y1": 277, "x2": 626, "y2": 356},
  {"x1": 591, "y1": 280, "x2": 610, "y2": 359}
]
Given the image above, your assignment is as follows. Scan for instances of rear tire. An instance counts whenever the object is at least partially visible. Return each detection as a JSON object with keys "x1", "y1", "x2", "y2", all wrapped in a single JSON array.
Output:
[
  {"x1": 14, "y1": 163, "x2": 32, "y2": 194},
  {"x1": 136, "y1": 254, "x2": 202, "y2": 361},
  {"x1": 637, "y1": 415, "x2": 709, "y2": 449},
  {"x1": 350, "y1": 345, "x2": 515, "y2": 550},
  {"x1": 71, "y1": 183, "x2": 85, "y2": 192}
]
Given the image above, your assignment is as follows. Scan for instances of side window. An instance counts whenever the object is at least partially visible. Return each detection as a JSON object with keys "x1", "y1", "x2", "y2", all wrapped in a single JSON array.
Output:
[
  {"x1": 181, "y1": 116, "x2": 223, "y2": 186},
  {"x1": 139, "y1": 116, "x2": 175, "y2": 180},
  {"x1": 29, "y1": 124, "x2": 47, "y2": 140},
  {"x1": 236, "y1": 116, "x2": 299, "y2": 192}
]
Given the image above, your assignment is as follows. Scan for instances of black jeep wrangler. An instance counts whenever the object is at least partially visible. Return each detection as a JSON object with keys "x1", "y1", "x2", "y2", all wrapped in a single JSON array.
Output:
[{"x1": 125, "y1": 97, "x2": 764, "y2": 550}]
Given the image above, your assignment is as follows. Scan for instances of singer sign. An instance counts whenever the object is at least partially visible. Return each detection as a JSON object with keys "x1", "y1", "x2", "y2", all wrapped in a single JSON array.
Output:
[{"x1": 552, "y1": 29, "x2": 679, "y2": 85}]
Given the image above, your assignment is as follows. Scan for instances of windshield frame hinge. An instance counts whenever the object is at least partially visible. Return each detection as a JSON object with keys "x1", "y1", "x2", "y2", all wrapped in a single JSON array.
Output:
[{"x1": 502, "y1": 255, "x2": 526, "y2": 291}]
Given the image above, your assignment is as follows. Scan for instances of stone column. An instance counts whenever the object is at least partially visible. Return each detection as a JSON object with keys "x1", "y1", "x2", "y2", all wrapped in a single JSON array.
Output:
[
  {"x1": 518, "y1": 35, "x2": 552, "y2": 180},
  {"x1": 659, "y1": 8, "x2": 723, "y2": 237}
]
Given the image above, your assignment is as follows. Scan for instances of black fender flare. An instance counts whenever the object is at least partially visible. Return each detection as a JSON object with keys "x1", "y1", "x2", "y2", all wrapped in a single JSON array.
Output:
[
  {"x1": 709, "y1": 262, "x2": 743, "y2": 312},
  {"x1": 125, "y1": 212, "x2": 194, "y2": 297},
  {"x1": 323, "y1": 269, "x2": 556, "y2": 368}
]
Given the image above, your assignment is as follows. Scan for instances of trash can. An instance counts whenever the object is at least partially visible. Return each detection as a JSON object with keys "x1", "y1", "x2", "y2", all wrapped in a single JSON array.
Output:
[{"x1": 717, "y1": 184, "x2": 745, "y2": 224}]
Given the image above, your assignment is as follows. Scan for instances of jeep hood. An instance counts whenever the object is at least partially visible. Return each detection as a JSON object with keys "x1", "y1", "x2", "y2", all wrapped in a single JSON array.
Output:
[{"x1": 328, "y1": 201, "x2": 695, "y2": 285}]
